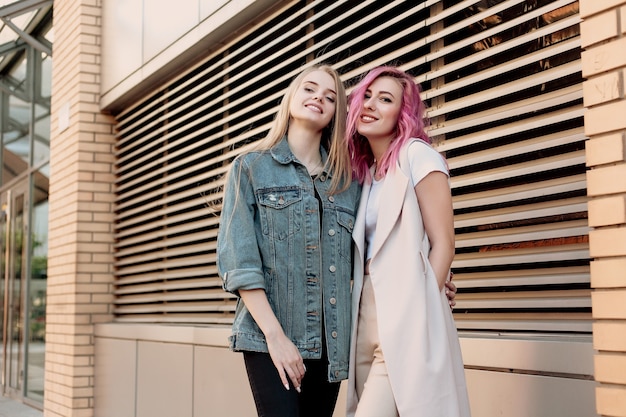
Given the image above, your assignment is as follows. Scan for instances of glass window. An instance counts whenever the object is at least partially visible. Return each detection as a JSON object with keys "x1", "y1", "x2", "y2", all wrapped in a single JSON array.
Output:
[
  {"x1": 27, "y1": 166, "x2": 48, "y2": 402},
  {"x1": 3, "y1": 94, "x2": 31, "y2": 183}
]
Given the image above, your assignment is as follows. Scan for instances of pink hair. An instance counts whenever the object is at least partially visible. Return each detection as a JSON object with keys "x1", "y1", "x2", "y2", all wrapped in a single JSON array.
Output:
[{"x1": 346, "y1": 66, "x2": 431, "y2": 183}]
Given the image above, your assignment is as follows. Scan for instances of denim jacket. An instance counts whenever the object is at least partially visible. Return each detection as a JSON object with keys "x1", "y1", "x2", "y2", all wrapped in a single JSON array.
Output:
[{"x1": 217, "y1": 137, "x2": 360, "y2": 382}]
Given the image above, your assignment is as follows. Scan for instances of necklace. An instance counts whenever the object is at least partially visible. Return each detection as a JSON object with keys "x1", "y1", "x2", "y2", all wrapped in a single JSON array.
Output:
[
  {"x1": 307, "y1": 159, "x2": 324, "y2": 175},
  {"x1": 374, "y1": 163, "x2": 384, "y2": 181}
]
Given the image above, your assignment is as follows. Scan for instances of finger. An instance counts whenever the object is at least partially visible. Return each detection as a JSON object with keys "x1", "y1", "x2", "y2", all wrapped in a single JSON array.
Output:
[
  {"x1": 285, "y1": 364, "x2": 302, "y2": 393},
  {"x1": 275, "y1": 365, "x2": 290, "y2": 391},
  {"x1": 295, "y1": 361, "x2": 306, "y2": 388}
]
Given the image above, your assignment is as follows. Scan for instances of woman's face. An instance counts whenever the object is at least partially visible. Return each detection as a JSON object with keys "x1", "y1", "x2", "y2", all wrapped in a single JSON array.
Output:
[
  {"x1": 289, "y1": 70, "x2": 337, "y2": 132},
  {"x1": 357, "y1": 76, "x2": 403, "y2": 141}
]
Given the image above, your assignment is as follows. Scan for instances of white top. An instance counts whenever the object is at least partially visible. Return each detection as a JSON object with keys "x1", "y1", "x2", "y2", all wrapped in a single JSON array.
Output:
[
  {"x1": 364, "y1": 177, "x2": 383, "y2": 261},
  {"x1": 364, "y1": 140, "x2": 448, "y2": 261}
]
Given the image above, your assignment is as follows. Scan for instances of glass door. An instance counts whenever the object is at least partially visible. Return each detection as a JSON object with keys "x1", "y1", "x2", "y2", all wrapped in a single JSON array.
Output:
[{"x1": 0, "y1": 183, "x2": 29, "y2": 398}]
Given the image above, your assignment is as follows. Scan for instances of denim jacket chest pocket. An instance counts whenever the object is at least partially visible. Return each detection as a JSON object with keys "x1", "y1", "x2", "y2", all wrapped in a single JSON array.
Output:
[
  {"x1": 256, "y1": 186, "x2": 303, "y2": 241},
  {"x1": 335, "y1": 209, "x2": 355, "y2": 261}
]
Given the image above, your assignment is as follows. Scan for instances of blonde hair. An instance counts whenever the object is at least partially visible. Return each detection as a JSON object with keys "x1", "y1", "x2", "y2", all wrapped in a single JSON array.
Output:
[
  {"x1": 254, "y1": 64, "x2": 351, "y2": 193},
  {"x1": 215, "y1": 65, "x2": 351, "y2": 225}
]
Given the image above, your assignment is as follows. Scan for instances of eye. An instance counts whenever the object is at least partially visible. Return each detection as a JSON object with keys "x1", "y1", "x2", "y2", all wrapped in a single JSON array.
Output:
[
  {"x1": 364, "y1": 93, "x2": 372, "y2": 99},
  {"x1": 326, "y1": 96, "x2": 336, "y2": 103},
  {"x1": 304, "y1": 86, "x2": 315, "y2": 93},
  {"x1": 381, "y1": 97, "x2": 393, "y2": 103}
]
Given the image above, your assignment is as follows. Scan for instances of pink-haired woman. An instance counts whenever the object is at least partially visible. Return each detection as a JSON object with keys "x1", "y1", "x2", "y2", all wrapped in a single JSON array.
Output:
[{"x1": 346, "y1": 66, "x2": 471, "y2": 417}]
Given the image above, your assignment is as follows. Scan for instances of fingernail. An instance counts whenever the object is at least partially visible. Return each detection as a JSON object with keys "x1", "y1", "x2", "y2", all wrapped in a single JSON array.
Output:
[
  {"x1": 296, "y1": 386, "x2": 301, "y2": 393},
  {"x1": 284, "y1": 383, "x2": 290, "y2": 391}
]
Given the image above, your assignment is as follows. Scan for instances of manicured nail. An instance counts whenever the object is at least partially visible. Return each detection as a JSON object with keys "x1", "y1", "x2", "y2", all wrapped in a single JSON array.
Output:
[
  {"x1": 284, "y1": 383, "x2": 290, "y2": 390},
  {"x1": 296, "y1": 386, "x2": 301, "y2": 393}
]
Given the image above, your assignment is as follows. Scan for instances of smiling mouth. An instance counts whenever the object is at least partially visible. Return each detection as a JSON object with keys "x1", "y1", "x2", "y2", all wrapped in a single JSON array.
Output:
[
  {"x1": 360, "y1": 115, "x2": 377, "y2": 122},
  {"x1": 306, "y1": 104, "x2": 322, "y2": 113}
]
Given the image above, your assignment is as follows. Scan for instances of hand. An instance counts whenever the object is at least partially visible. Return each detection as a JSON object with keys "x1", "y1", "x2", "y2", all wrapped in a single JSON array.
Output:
[
  {"x1": 445, "y1": 272, "x2": 457, "y2": 309},
  {"x1": 265, "y1": 331, "x2": 306, "y2": 393}
]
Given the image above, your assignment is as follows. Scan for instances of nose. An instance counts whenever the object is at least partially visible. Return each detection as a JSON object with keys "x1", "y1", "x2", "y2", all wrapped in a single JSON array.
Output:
[{"x1": 364, "y1": 96, "x2": 375, "y2": 109}]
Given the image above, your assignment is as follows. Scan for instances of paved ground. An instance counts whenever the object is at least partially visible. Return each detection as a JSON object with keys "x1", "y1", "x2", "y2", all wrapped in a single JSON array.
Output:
[{"x1": 0, "y1": 395, "x2": 42, "y2": 417}]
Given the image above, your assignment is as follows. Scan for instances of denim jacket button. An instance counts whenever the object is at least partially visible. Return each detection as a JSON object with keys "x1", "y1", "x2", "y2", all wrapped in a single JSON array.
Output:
[
  {"x1": 329, "y1": 297, "x2": 337, "y2": 305},
  {"x1": 329, "y1": 265, "x2": 336, "y2": 273},
  {"x1": 328, "y1": 196, "x2": 335, "y2": 202},
  {"x1": 328, "y1": 229, "x2": 336, "y2": 236},
  {"x1": 331, "y1": 331, "x2": 338, "y2": 338}
]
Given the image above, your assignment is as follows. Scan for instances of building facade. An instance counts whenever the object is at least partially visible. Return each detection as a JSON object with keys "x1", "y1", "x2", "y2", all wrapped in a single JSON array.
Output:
[{"x1": 0, "y1": 0, "x2": 624, "y2": 416}]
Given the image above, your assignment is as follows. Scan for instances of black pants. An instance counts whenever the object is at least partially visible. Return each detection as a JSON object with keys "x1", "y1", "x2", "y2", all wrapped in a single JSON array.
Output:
[{"x1": 243, "y1": 351, "x2": 341, "y2": 417}]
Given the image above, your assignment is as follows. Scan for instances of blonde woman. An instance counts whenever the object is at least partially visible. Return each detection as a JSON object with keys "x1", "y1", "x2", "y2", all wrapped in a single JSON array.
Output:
[{"x1": 217, "y1": 65, "x2": 359, "y2": 417}]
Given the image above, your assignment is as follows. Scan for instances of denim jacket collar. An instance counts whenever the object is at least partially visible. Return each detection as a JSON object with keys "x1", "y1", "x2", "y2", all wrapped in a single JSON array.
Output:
[{"x1": 270, "y1": 136, "x2": 331, "y2": 176}]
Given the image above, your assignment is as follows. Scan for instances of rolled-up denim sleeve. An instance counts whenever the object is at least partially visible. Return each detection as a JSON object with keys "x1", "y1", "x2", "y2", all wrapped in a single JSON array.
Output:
[{"x1": 217, "y1": 157, "x2": 266, "y2": 295}]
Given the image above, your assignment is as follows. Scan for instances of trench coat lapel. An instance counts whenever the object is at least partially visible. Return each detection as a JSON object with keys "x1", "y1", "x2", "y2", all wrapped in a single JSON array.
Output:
[
  {"x1": 369, "y1": 164, "x2": 409, "y2": 261},
  {"x1": 352, "y1": 176, "x2": 370, "y2": 270}
]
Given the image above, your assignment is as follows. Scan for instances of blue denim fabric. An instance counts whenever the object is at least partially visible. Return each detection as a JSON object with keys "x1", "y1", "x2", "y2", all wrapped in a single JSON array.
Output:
[{"x1": 217, "y1": 137, "x2": 360, "y2": 382}]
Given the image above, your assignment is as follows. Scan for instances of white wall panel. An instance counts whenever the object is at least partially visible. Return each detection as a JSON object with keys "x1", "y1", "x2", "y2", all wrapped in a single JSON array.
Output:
[
  {"x1": 200, "y1": 0, "x2": 229, "y2": 20},
  {"x1": 466, "y1": 369, "x2": 597, "y2": 417},
  {"x1": 143, "y1": 0, "x2": 199, "y2": 62},
  {"x1": 101, "y1": 0, "x2": 143, "y2": 96},
  {"x1": 136, "y1": 341, "x2": 193, "y2": 417},
  {"x1": 460, "y1": 333, "x2": 594, "y2": 375},
  {"x1": 193, "y1": 345, "x2": 255, "y2": 417},
  {"x1": 94, "y1": 338, "x2": 137, "y2": 417},
  {"x1": 100, "y1": 0, "x2": 283, "y2": 110}
]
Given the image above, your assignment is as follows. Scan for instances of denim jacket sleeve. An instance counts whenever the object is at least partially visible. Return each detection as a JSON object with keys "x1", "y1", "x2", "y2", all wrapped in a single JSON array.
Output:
[{"x1": 217, "y1": 155, "x2": 265, "y2": 295}]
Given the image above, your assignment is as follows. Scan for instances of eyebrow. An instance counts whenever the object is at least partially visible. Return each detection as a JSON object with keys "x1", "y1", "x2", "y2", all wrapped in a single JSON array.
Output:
[
  {"x1": 304, "y1": 80, "x2": 337, "y2": 96},
  {"x1": 365, "y1": 88, "x2": 396, "y2": 99},
  {"x1": 366, "y1": 88, "x2": 396, "y2": 98}
]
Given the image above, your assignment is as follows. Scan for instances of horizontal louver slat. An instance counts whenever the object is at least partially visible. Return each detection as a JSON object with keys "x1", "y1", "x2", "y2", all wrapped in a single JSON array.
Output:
[
  {"x1": 454, "y1": 265, "x2": 589, "y2": 287},
  {"x1": 453, "y1": 174, "x2": 586, "y2": 209},
  {"x1": 453, "y1": 243, "x2": 588, "y2": 268}
]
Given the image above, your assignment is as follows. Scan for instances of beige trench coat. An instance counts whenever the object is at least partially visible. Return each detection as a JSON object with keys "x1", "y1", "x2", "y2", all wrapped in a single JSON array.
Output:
[{"x1": 347, "y1": 140, "x2": 471, "y2": 417}]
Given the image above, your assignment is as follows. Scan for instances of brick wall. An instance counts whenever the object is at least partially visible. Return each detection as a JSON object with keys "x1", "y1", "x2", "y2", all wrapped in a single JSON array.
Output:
[
  {"x1": 45, "y1": 0, "x2": 114, "y2": 416},
  {"x1": 580, "y1": 0, "x2": 626, "y2": 416}
]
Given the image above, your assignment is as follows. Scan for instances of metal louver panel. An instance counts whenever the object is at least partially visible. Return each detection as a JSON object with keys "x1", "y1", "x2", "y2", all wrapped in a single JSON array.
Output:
[{"x1": 113, "y1": 0, "x2": 588, "y2": 332}]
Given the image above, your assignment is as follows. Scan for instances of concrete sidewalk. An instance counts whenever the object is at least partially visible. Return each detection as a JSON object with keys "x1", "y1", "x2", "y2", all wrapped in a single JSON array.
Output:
[{"x1": 0, "y1": 395, "x2": 42, "y2": 417}]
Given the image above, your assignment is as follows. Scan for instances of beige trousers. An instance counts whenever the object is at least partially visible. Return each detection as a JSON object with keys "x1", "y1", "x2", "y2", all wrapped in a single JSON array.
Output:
[{"x1": 354, "y1": 274, "x2": 399, "y2": 417}]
